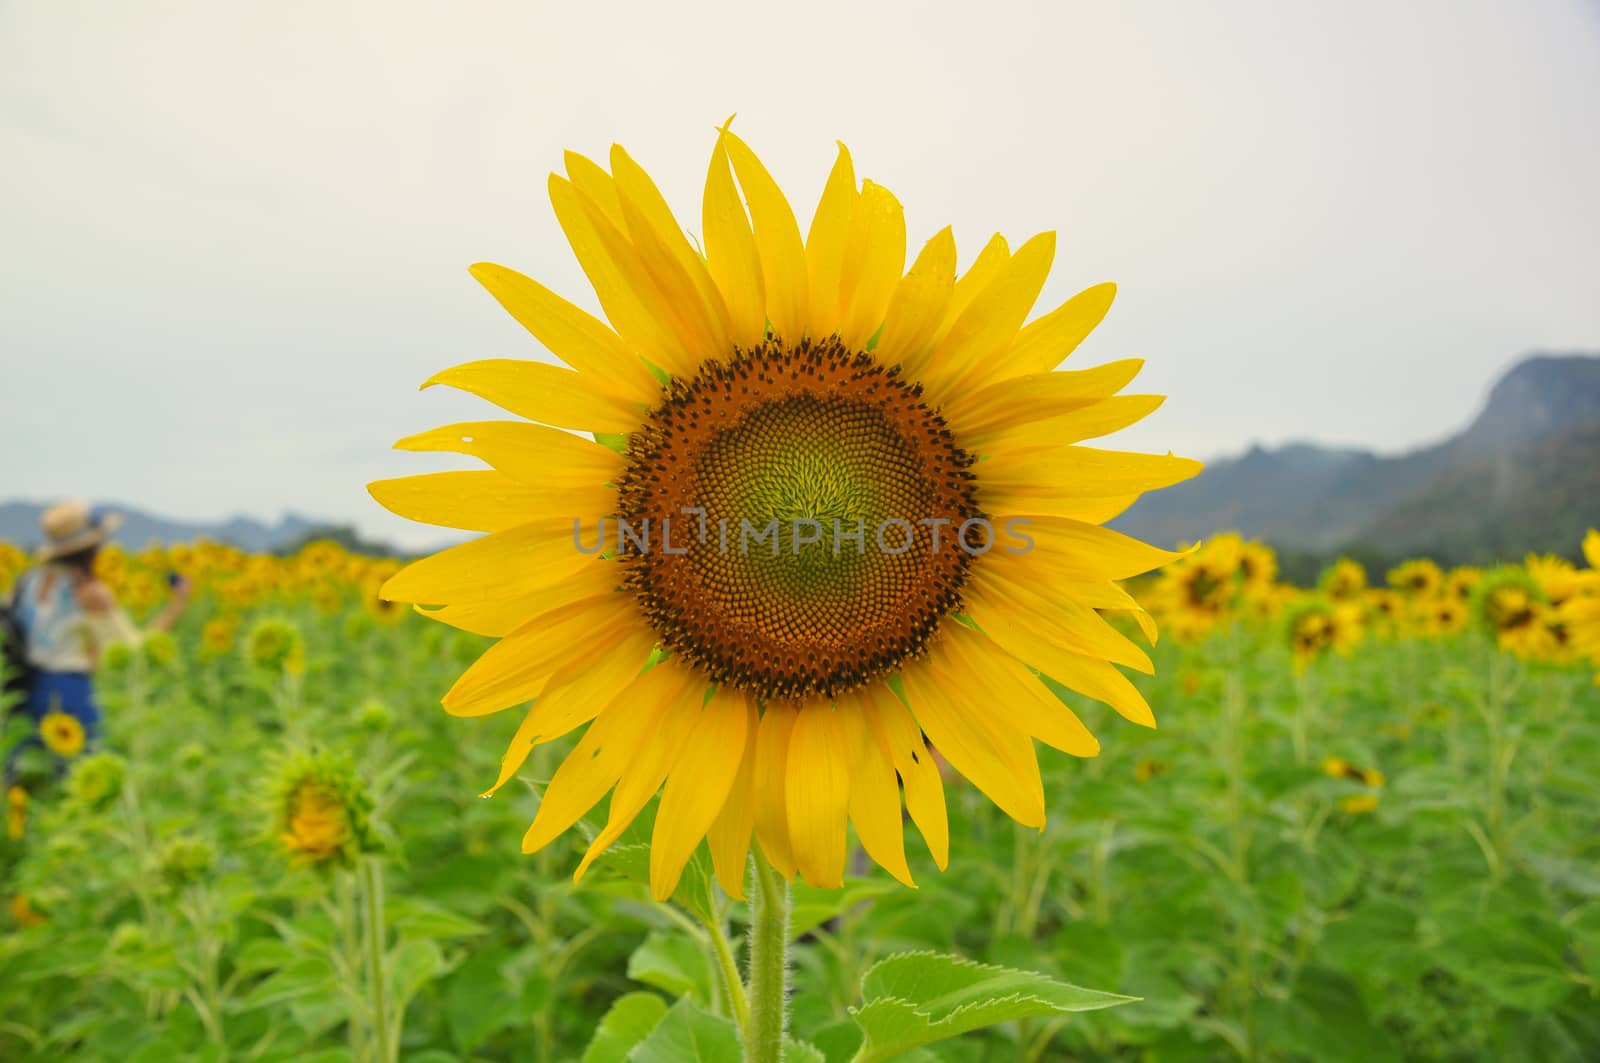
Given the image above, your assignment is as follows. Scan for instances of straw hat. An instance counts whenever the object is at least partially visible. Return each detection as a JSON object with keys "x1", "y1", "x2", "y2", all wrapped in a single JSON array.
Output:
[{"x1": 37, "y1": 500, "x2": 123, "y2": 562}]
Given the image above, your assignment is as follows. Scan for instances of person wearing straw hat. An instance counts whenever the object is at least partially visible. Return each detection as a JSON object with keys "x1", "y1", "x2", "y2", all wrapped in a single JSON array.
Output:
[{"x1": 4, "y1": 500, "x2": 191, "y2": 782}]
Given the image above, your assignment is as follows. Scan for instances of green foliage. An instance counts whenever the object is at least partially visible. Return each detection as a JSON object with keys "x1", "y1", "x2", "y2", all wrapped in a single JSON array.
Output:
[{"x1": 2, "y1": 597, "x2": 1598, "y2": 1061}]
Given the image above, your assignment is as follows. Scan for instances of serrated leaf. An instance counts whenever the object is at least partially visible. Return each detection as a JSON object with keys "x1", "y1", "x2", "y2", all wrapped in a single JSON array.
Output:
[
  {"x1": 625, "y1": 998, "x2": 740, "y2": 1063},
  {"x1": 583, "y1": 991, "x2": 670, "y2": 1063},
  {"x1": 849, "y1": 951, "x2": 1136, "y2": 1062}
]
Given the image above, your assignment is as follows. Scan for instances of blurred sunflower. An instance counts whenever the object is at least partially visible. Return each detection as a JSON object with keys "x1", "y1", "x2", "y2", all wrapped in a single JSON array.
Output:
[
  {"x1": 1318, "y1": 558, "x2": 1367, "y2": 602},
  {"x1": 268, "y1": 748, "x2": 377, "y2": 870},
  {"x1": 39, "y1": 712, "x2": 85, "y2": 758},
  {"x1": 1444, "y1": 566, "x2": 1482, "y2": 603},
  {"x1": 372, "y1": 125, "x2": 1199, "y2": 897},
  {"x1": 1284, "y1": 597, "x2": 1362, "y2": 669},
  {"x1": 1387, "y1": 559, "x2": 1442, "y2": 598},
  {"x1": 1474, "y1": 567, "x2": 1550, "y2": 659},
  {"x1": 6, "y1": 786, "x2": 26, "y2": 841}
]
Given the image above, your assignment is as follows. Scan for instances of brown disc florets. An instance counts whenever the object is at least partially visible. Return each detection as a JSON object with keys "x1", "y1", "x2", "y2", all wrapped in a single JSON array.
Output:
[{"x1": 615, "y1": 336, "x2": 982, "y2": 700}]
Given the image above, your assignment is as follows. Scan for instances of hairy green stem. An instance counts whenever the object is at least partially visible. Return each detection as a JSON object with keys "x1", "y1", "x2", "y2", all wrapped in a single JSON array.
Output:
[
  {"x1": 361, "y1": 856, "x2": 394, "y2": 1063},
  {"x1": 703, "y1": 907, "x2": 751, "y2": 1036},
  {"x1": 745, "y1": 847, "x2": 790, "y2": 1063}
]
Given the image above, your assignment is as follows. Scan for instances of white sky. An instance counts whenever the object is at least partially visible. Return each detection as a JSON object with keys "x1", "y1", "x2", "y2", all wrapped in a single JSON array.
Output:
[{"x1": 2, "y1": 1, "x2": 1597, "y2": 549}]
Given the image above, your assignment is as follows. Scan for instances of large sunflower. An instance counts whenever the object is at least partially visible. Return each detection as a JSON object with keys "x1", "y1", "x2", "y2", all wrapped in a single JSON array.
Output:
[{"x1": 371, "y1": 126, "x2": 1200, "y2": 899}]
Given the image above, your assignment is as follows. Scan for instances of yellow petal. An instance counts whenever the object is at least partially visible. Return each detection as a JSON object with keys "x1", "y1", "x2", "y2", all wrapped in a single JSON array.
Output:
[
  {"x1": 468, "y1": 262, "x2": 659, "y2": 399},
  {"x1": 723, "y1": 130, "x2": 810, "y2": 343},
  {"x1": 937, "y1": 621, "x2": 1101, "y2": 756},
  {"x1": 967, "y1": 575, "x2": 1153, "y2": 675},
  {"x1": 981, "y1": 516, "x2": 1188, "y2": 582},
  {"x1": 650, "y1": 687, "x2": 751, "y2": 900},
  {"x1": 380, "y1": 518, "x2": 595, "y2": 605},
  {"x1": 549, "y1": 173, "x2": 697, "y2": 376},
  {"x1": 521, "y1": 670, "x2": 676, "y2": 855},
  {"x1": 840, "y1": 703, "x2": 915, "y2": 887},
  {"x1": 368, "y1": 470, "x2": 591, "y2": 533},
  {"x1": 574, "y1": 668, "x2": 705, "y2": 881},
  {"x1": 998, "y1": 282, "x2": 1117, "y2": 378},
  {"x1": 708, "y1": 695, "x2": 762, "y2": 899},
  {"x1": 901, "y1": 656, "x2": 1045, "y2": 829},
  {"x1": 968, "y1": 395, "x2": 1166, "y2": 452},
  {"x1": 703, "y1": 136, "x2": 767, "y2": 351},
  {"x1": 983, "y1": 491, "x2": 1144, "y2": 525},
  {"x1": 942, "y1": 359, "x2": 1145, "y2": 438},
  {"x1": 414, "y1": 560, "x2": 620, "y2": 643},
  {"x1": 839, "y1": 180, "x2": 906, "y2": 351},
  {"x1": 467, "y1": 264, "x2": 656, "y2": 400},
  {"x1": 482, "y1": 626, "x2": 658, "y2": 797},
  {"x1": 804, "y1": 142, "x2": 857, "y2": 339},
  {"x1": 857, "y1": 683, "x2": 948, "y2": 869},
  {"x1": 393, "y1": 420, "x2": 622, "y2": 492},
  {"x1": 921, "y1": 232, "x2": 1056, "y2": 402},
  {"x1": 785, "y1": 703, "x2": 852, "y2": 888},
  {"x1": 442, "y1": 590, "x2": 634, "y2": 717},
  {"x1": 751, "y1": 704, "x2": 799, "y2": 879},
  {"x1": 611, "y1": 144, "x2": 735, "y2": 357},
  {"x1": 874, "y1": 227, "x2": 957, "y2": 368},
  {"x1": 980, "y1": 445, "x2": 1202, "y2": 498},
  {"x1": 563, "y1": 150, "x2": 626, "y2": 230},
  {"x1": 424, "y1": 359, "x2": 643, "y2": 435}
]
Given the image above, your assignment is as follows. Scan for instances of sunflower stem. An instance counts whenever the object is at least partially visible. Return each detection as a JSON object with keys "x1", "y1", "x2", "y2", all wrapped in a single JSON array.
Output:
[
  {"x1": 360, "y1": 855, "x2": 395, "y2": 1063},
  {"x1": 745, "y1": 846, "x2": 790, "y2": 1063}
]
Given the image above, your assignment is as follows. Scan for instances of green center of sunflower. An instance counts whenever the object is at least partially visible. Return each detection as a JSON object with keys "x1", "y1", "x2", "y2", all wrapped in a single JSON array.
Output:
[{"x1": 617, "y1": 336, "x2": 982, "y2": 700}]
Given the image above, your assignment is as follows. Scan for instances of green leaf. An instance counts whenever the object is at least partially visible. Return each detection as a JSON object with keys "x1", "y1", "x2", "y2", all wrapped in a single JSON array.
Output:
[
  {"x1": 627, "y1": 931, "x2": 714, "y2": 1004},
  {"x1": 241, "y1": 957, "x2": 336, "y2": 1009},
  {"x1": 390, "y1": 938, "x2": 445, "y2": 1007},
  {"x1": 1251, "y1": 966, "x2": 1396, "y2": 1063},
  {"x1": 386, "y1": 896, "x2": 487, "y2": 940},
  {"x1": 625, "y1": 998, "x2": 740, "y2": 1063},
  {"x1": 232, "y1": 937, "x2": 298, "y2": 974},
  {"x1": 789, "y1": 878, "x2": 900, "y2": 940},
  {"x1": 849, "y1": 951, "x2": 1136, "y2": 1062},
  {"x1": 446, "y1": 947, "x2": 518, "y2": 1052},
  {"x1": 583, "y1": 992, "x2": 670, "y2": 1063},
  {"x1": 1433, "y1": 916, "x2": 1575, "y2": 1011}
]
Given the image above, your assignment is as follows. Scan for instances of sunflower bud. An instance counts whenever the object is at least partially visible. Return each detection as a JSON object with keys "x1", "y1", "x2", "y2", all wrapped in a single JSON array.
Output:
[
  {"x1": 267, "y1": 748, "x2": 378, "y2": 871},
  {"x1": 245, "y1": 618, "x2": 306, "y2": 675},
  {"x1": 67, "y1": 752, "x2": 126, "y2": 810}
]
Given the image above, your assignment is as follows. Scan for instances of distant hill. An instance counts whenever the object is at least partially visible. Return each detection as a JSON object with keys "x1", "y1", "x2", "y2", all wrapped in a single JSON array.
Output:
[
  {"x1": 0, "y1": 501, "x2": 324, "y2": 554},
  {"x1": 1114, "y1": 353, "x2": 1600, "y2": 564}
]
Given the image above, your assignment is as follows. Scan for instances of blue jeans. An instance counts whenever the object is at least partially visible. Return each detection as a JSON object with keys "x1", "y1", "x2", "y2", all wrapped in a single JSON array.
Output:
[{"x1": 4, "y1": 671, "x2": 100, "y2": 785}]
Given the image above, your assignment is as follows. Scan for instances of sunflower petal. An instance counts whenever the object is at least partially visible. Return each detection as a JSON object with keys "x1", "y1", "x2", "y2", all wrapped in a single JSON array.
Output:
[
  {"x1": 804, "y1": 142, "x2": 857, "y2": 339},
  {"x1": 468, "y1": 262, "x2": 659, "y2": 398},
  {"x1": 708, "y1": 696, "x2": 762, "y2": 899},
  {"x1": 752, "y1": 704, "x2": 799, "y2": 879},
  {"x1": 840, "y1": 704, "x2": 915, "y2": 887},
  {"x1": 393, "y1": 420, "x2": 621, "y2": 491},
  {"x1": 722, "y1": 130, "x2": 810, "y2": 343},
  {"x1": 574, "y1": 670, "x2": 705, "y2": 882},
  {"x1": 901, "y1": 658, "x2": 1046, "y2": 829},
  {"x1": 367, "y1": 470, "x2": 582, "y2": 533},
  {"x1": 482, "y1": 629, "x2": 657, "y2": 798},
  {"x1": 858, "y1": 683, "x2": 948, "y2": 869},
  {"x1": 999, "y1": 281, "x2": 1117, "y2": 378},
  {"x1": 938, "y1": 622, "x2": 1101, "y2": 755},
  {"x1": 424, "y1": 360, "x2": 644, "y2": 434},
  {"x1": 650, "y1": 688, "x2": 751, "y2": 900},
  {"x1": 838, "y1": 180, "x2": 906, "y2": 351},
  {"x1": 942, "y1": 359, "x2": 1145, "y2": 438},
  {"x1": 786, "y1": 704, "x2": 852, "y2": 888},
  {"x1": 703, "y1": 136, "x2": 767, "y2": 352},
  {"x1": 875, "y1": 227, "x2": 956, "y2": 368},
  {"x1": 922, "y1": 232, "x2": 1056, "y2": 401}
]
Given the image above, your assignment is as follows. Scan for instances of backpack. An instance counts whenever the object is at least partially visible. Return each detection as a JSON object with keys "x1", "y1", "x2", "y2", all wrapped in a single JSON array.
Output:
[{"x1": 1, "y1": 573, "x2": 36, "y2": 711}]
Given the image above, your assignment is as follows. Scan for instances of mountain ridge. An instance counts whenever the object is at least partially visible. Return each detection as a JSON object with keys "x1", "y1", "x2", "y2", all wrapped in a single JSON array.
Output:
[{"x1": 1113, "y1": 352, "x2": 1600, "y2": 561}]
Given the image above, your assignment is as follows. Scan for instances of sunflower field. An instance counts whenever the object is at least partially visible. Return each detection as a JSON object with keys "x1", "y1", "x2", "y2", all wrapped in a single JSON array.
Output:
[{"x1": 2, "y1": 531, "x2": 1598, "y2": 1062}]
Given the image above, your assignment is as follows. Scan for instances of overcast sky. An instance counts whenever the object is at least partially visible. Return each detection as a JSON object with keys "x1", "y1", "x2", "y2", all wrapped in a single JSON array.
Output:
[{"x1": 2, "y1": 1, "x2": 1597, "y2": 548}]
